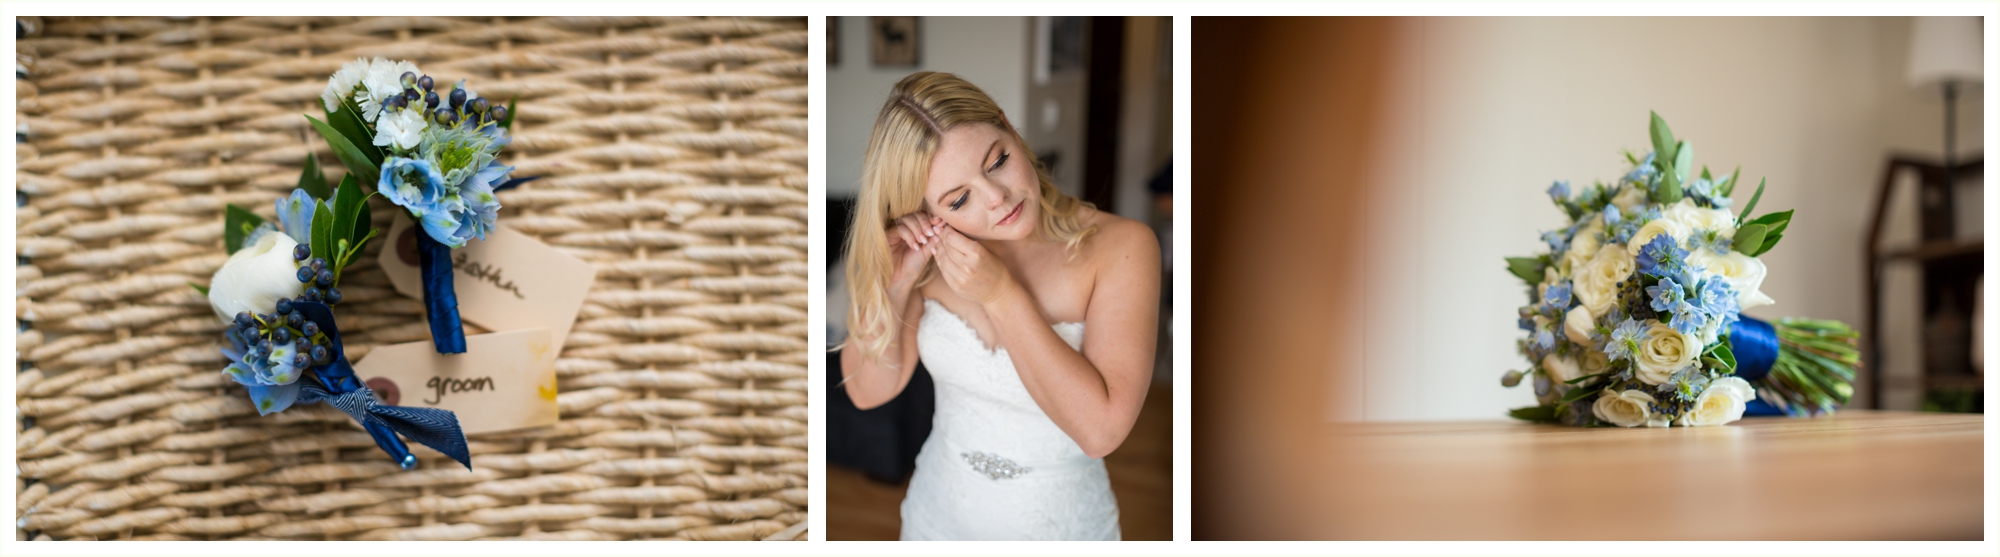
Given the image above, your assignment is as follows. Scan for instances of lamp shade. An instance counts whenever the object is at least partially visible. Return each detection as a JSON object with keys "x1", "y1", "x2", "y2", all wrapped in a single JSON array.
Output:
[{"x1": 1906, "y1": 17, "x2": 1983, "y2": 90}]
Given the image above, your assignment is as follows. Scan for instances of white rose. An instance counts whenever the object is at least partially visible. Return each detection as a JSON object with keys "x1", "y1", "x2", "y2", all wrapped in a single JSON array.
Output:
[
  {"x1": 1687, "y1": 249, "x2": 1775, "y2": 311},
  {"x1": 207, "y1": 233, "x2": 305, "y2": 321},
  {"x1": 1627, "y1": 217, "x2": 1691, "y2": 255},
  {"x1": 1564, "y1": 306, "x2": 1596, "y2": 344},
  {"x1": 1665, "y1": 198, "x2": 1736, "y2": 239},
  {"x1": 1573, "y1": 245, "x2": 1634, "y2": 318},
  {"x1": 1593, "y1": 389, "x2": 1667, "y2": 428},
  {"x1": 1578, "y1": 347, "x2": 1612, "y2": 376},
  {"x1": 1675, "y1": 376, "x2": 1756, "y2": 427},
  {"x1": 1541, "y1": 353, "x2": 1581, "y2": 384},
  {"x1": 1633, "y1": 320, "x2": 1699, "y2": 385},
  {"x1": 1611, "y1": 184, "x2": 1648, "y2": 214},
  {"x1": 1563, "y1": 219, "x2": 1605, "y2": 275}
]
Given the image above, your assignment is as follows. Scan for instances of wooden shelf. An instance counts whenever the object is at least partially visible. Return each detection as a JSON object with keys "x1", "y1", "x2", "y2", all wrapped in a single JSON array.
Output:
[{"x1": 1879, "y1": 239, "x2": 1984, "y2": 262}]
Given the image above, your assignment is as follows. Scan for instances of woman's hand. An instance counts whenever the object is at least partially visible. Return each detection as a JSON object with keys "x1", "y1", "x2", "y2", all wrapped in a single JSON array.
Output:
[
  {"x1": 885, "y1": 211, "x2": 942, "y2": 295},
  {"x1": 932, "y1": 225, "x2": 1019, "y2": 306}
]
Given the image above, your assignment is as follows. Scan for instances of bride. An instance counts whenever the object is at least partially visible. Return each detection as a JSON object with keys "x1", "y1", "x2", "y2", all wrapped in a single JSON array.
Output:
[{"x1": 840, "y1": 72, "x2": 1160, "y2": 541}]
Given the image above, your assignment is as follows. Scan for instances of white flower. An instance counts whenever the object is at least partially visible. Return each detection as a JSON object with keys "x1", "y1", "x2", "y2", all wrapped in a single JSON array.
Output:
[
  {"x1": 358, "y1": 58, "x2": 422, "y2": 122},
  {"x1": 1633, "y1": 320, "x2": 1699, "y2": 385},
  {"x1": 1688, "y1": 249, "x2": 1775, "y2": 311},
  {"x1": 1564, "y1": 307, "x2": 1596, "y2": 344},
  {"x1": 1593, "y1": 389, "x2": 1667, "y2": 428},
  {"x1": 207, "y1": 233, "x2": 305, "y2": 321},
  {"x1": 1542, "y1": 353, "x2": 1581, "y2": 384},
  {"x1": 1563, "y1": 219, "x2": 1604, "y2": 276},
  {"x1": 321, "y1": 58, "x2": 370, "y2": 114},
  {"x1": 373, "y1": 106, "x2": 428, "y2": 151},
  {"x1": 1627, "y1": 216, "x2": 1691, "y2": 255},
  {"x1": 1665, "y1": 198, "x2": 1736, "y2": 239},
  {"x1": 1573, "y1": 245, "x2": 1634, "y2": 318},
  {"x1": 1578, "y1": 347, "x2": 1612, "y2": 376},
  {"x1": 1611, "y1": 184, "x2": 1648, "y2": 214},
  {"x1": 1675, "y1": 376, "x2": 1756, "y2": 427}
]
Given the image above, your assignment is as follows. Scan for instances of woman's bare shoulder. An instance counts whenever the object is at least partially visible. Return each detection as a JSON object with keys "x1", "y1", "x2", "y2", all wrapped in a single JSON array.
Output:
[{"x1": 1080, "y1": 209, "x2": 1160, "y2": 266}]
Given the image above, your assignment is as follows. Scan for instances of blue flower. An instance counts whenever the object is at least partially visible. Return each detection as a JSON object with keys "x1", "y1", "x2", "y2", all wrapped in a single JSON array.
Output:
[
  {"x1": 1548, "y1": 180, "x2": 1571, "y2": 203},
  {"x1": 246, "y1": 383, "x2": 302, "y2": 416},
  {"x1": 380, "y1": 156, "x2": 449, "y2": 211},
  {"x1": 1696, "y1": 278, "x2": 1739, "y2": 323},
  {"x1": 1667, "y1": 301, "x2": 1706, "y2": 335},
  {"x1": 1624, "y1": 152, "x2": 1658, "y2": 184},
  {"x1": 454, "y1": 161, "x2": 509, "y2": 243},
  {"x1": 1647, "y1": 277, "x2": 1685, "y2": 314},
  {"x1": 218, "y1": 323, "x2": 306, "y2": 415},
  {"x1": 1535, "y1": 329, "x2": 1556, "y2": 350},
  {"x1": 1635, "y1": 233, "x2": 1687, "y2": 277},
  {"x1": 1603, "y1": 204, "x2": 1623, "y2": 227},
  {"x1": 1605, "y1": 319, "x2": 1648, "y2": 362},
  {"x1": 1541, "y1": 230, "x2": 1568, "y2": 255},
  {"x1": 275, "y1": 189, "x2": 317, "y2": 244},
  {"x1": 1543, "y1": 280, "x2": 1573, "y2": 312}
]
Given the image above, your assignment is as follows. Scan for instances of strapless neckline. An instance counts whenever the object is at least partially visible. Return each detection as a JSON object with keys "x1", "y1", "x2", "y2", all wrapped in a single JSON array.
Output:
[{"x1": 922, "y1": 298, "x2": 1083, "y2": 355}]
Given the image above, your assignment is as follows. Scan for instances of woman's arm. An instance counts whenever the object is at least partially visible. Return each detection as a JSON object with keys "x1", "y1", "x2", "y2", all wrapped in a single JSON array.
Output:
[
  {"x1": 840, "y1": 286, "x2": 925, "y2": 410},
  {"x1": 840, "y1": 211, "x2": 943, "y2": 410},
  {"x1": 936, "y1": 221, "x2": 1161, "y2": 458}
]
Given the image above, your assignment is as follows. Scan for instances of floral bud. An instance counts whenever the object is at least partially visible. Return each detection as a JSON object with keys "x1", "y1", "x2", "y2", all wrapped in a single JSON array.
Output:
[
  {"x1": 274, "y1": 299, "x2": 293, "y2": 315},
  {"x1": 434, "y1": 107, "x2": 459, "y2": 126},
  {"x1": 449, "y1": 87, "x2": 467, "y2": 109},
  {"x1": 301, "y1": 320, "x2": 320, "y2": 338},
  {"x1": 400, "y1": 71, "x2": 417, "y2": 89},
  {"x1": 273, "y1": 327, "x2": 291, "y2": 343},
  {"x1": 296, "y1": 266, "x2": 314, "y2": 283},
  {"x1": 467, "y1": 97, "x2": 490, "y2": 114},
  {"x1": 417, "y1": 75, "x2": 434, "y2": 92},
  {"x1": 234, "y1": 312, "x2": 255, "y2": 329},
  {"x1": 309, "y1": 257, "x2": 326, "y2": 272},
  {"x1": 304, "y1": 286, "x2": 323, "y2": 302},
  {"x1": 489, "y1": 105, "x2": 509, "y2": 125},
  {"x1": 293, "y1": 352, "x2": 311, "y2": 368},
  {"x1": 286, "y1": 311, "x2": 304, "y2": 328},
  {"x1": 292, "y1": 243, "x2": 311, "y2": 261},
  {"x1": 325, "y1": 287, "x2": 344, "y2": 305},
  {"x1": 424, "y1": 90, "x2": 440, "y2": 111},
  {"x1": 315, "y1": 269, "x2": 335, "y2": 287},
  {"x1": 311, "y1": 345, "x2": 333, "y2": 365}
]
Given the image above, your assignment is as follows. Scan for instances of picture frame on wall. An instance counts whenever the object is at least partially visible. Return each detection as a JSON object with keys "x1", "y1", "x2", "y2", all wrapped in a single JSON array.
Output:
[{"x1": 872, "y1": 16, "x2": 919, "y2": 67}]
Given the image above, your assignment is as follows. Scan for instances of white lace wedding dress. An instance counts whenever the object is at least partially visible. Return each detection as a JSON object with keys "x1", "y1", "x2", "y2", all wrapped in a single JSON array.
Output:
[{"x1": 899, "y1": 299, "x2": 1121, "y2": 540}]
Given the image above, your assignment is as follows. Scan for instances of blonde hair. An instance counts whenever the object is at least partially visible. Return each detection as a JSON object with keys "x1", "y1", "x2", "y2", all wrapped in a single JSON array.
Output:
[{"x1": 843, "y1": 71, "x2": 1096, "y2": 358}]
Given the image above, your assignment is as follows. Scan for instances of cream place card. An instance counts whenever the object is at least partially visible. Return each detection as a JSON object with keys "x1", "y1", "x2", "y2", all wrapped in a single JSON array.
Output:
[
  {"x1": 352, "y1": 215, "x2": 597, "y2": 434},
  {"x1": 353, "y1": 327, "x2": 560, "y2": 435}
]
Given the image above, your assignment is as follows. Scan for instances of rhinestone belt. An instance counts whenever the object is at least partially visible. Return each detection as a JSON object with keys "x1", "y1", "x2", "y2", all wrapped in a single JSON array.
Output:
[{"x1": 961, "y1": 451, "x2": 1033, "y2": 480}]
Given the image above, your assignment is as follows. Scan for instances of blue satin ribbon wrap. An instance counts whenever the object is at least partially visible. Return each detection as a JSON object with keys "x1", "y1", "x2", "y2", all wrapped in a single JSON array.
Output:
[
  {"x1": 294, "y1": 301, "x2": 472, "y2": 469},
  {"x1": 416, "y1": 231, "x2": 467, "y2": 355},
  {"x1": 1729, "y1": 315, "x2": 1784, "y2": 417}
]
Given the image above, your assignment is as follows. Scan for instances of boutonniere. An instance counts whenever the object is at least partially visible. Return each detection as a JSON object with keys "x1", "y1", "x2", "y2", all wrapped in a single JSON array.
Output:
[{"x1": 313, "y1": 57, "x2": 535, "y2": 355}]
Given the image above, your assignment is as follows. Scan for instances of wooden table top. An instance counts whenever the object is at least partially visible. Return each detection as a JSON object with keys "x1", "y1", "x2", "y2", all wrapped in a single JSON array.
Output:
[{"x1": 1202, "y1": 410, "x2": 1987, "y2": 540}]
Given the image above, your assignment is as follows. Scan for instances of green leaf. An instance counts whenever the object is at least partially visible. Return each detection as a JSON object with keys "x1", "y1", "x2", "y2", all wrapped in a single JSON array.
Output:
[
  {"x1": 1564, "y1": 372, "x2": 1606, "y2": 385},
  {"x1": 1741, "y1": 209, "x2": 1792, "y2": 256},
  {"x1": 223, "y1": 204, "x2": 266, "y2": 255},
  {"x1": 297, "y1": 153, "x2": 330, "y2": 200},
  {"x1": 189, "y1": 282, "x2": 210, "y2": 297},
  {"x1": 332, "y1": 175, "x2": 363, "y2": 257},
  {"x1": 1561, "y1": 384, "x2": 1600, "y2": 403},
  {"x1": 1509, "y1": 405, "x2": 1559, "y2": 423},
  {"x1": 1719, "y1": 165, "x2": 1741, "y2": 197},
  {"x1": 1649, "y1": 111, "x2": 1677, "y2": 163},
  {"x1": 338, "y1": 228, "x2": 380, "y2": 274},
  {"x1": 1738, "y1": 178, "x2": 1767, "y2": 220},
  {"x1": 1705, "y1": 340, "x2": 1737, "y2": 374},
  {"x1": 310, "y1": 199, "x2": 334, "y2": 264},
  {"x1": 1653, "y1": 170, "x2": 1682, "y2": 204},
  {"x1": 306, "y1": 115, "x2": 381, "y2": 189},
  {"x1": 500, "y1": 97, "x2": 518, "y2": 130},
  {"x1": 1506, "y1": 256, "x2": 1546, "y2": 285},
  {"x1": 1733, "y1": 223, "x2": 1767, "y2": 256},
  {"x1": 1756, "y1": 232, "x2": 1786, "y2": 257},
  {"x1": 329, "y1": 95, "x2": 384, "y2": 165},
  {"x1": 1673, "y1": 140, "x2": 1693, "y2": 185}
]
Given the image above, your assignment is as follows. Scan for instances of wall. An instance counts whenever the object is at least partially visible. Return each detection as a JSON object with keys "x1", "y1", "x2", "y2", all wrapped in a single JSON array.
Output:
[
  {"x1": 826, "y1": 16, "x2": 1031, "y2": 198},
  {"x1": 1351, "y1": 17, "x2": 1983, "y2": 420}
]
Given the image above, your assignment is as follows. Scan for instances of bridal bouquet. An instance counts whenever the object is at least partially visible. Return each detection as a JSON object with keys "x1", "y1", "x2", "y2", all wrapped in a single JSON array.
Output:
[
  {"x1": 313, "y1": 57, "x2": 529, "y2": 354},
  {"x1": 1502, "y1": 113, "x2": 1858, "y2": 428}
]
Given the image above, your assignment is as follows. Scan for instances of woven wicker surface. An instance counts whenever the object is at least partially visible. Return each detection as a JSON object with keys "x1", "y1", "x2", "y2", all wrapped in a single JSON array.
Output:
[{"x1": 14, "y1": 16, "x2": 808, "y2": 541}]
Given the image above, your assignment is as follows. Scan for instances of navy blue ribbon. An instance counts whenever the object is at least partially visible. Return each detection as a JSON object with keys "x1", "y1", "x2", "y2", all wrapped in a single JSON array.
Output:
[
  {"x1": 1730, "y1": 315, "x2": 1784, "y2": 417},
  {"x1": 293, "y1": 301, "x2": 472, "y2": 469},
  {"x1": 416, "y1": 232, "x2": 467, "y2": 355},
  {"x1": 1729, "y1": 315, "x2": 1780, "y2": 382}
]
